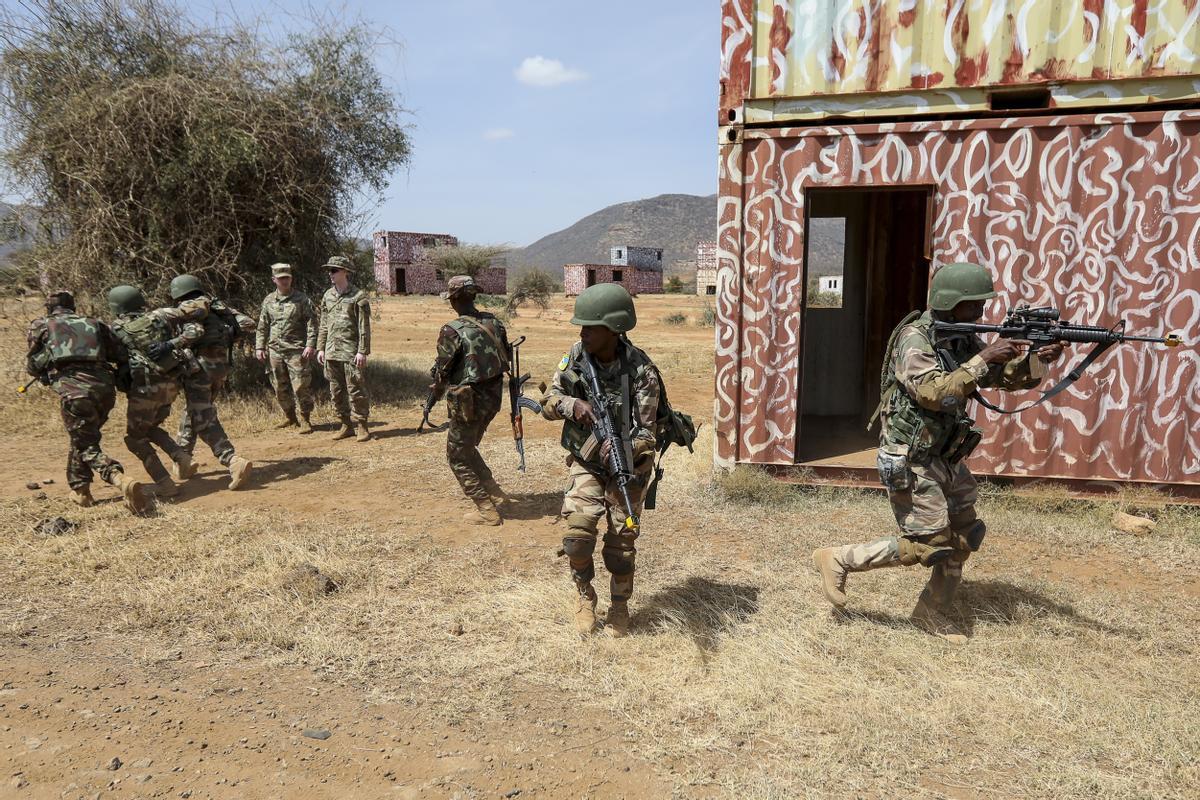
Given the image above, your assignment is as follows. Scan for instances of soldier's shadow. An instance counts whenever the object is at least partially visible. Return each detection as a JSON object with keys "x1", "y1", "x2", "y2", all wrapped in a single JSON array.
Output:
[
  {"x1": 370, "y1": 425, "x2": 430, "y2": 441},
  {"x1": 844, "y1": 579, "x2": 1141, "y2": 640},
  {"x1": 631, "y1": 577, "x2": 760, "y2": 656},
  {"x1": 176, "y1": 456, "x2": 341, "y2": 499},
  {"x1": 498, "y1": 491, "x2": 563, "y2": 521}
]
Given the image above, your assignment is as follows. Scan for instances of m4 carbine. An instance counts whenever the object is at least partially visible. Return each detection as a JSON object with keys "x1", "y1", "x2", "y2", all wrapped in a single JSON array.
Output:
[
  {"x1": 931, "y1": 304, "x2": 1183, "y2": 413},
  {"x1": 578, "y1": 349, "x2": 639, "y2": 535}
]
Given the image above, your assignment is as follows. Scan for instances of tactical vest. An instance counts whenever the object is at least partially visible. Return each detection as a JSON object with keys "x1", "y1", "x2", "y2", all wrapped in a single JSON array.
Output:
[
  {"x1": 558, "y1": 344, "x2": 643, "y2": 469},
  {"x1": 445, "y1": 316, "x2": 507, "y2": 385},
  {"x1": 876, "y1": 313, "x2": 981, "y2": 465},
  {"x1": 195, "y1": 299, "x2": 237, "y2": 349},
  {"x1": 114, "y1": 312, "x2": 182, "y2": 377},
  {"x1": 43, "y1": 314, "x2": 105, "y2": 366}
]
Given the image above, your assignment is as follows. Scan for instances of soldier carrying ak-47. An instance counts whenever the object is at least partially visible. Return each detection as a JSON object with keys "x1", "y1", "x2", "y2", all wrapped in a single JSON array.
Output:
[
  {"x1": 428, "y1": 275, "x2": 512, "y2": 526},
  {"x1": 25, "y1": 290, "x2": 149, "y2": 514}
]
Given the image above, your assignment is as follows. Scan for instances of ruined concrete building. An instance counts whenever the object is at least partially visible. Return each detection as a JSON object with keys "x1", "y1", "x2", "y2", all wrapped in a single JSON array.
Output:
[
  {"x1": 563, "y1": 244, "x2": 664, "y2": 296},
  {"x1": 696, "y1": 240, "x2": 717, "y2": 296},
  {"x1": 373, "y1": 231, "x2": 507, "y2": 295}
]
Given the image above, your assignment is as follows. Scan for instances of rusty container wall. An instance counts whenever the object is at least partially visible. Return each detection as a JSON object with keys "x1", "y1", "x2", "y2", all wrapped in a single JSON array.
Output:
[
  {"x1": 720, "y1": 0, "x2": 1200, "y2": 124},
  {"x1": 713, "y1": 108, "x2": 1200, "y2": 485}
]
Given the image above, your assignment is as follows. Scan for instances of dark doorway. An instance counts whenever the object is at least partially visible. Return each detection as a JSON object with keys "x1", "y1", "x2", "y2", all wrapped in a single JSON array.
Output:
[
  {"x1": 612, "y1": 269, "x2": 624, "y2": 283},
  {"x1": 796, "y1": 188, "x2": 932, "y2": 467},
  {"x1": 395, "y1": 268, "x2": 407, "y2": 294},
  {"x1": 706, "y1": 285, "x2": 716, "y2": 295},
  {"x1": 587, "y1": 268, "x2": 597, "y2": 287}
]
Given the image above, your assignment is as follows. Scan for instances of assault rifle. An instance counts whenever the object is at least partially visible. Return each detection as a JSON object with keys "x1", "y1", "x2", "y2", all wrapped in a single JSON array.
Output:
[
  {"x1": 931, "y1": 304, "x2": 1183, "y2": 414},
  {"x1": 507, "y1": 336, "x2": 543, "y2": 472},
  {"x1": 579, "y1": 349, "x2": 639, "y2": 535},
  {"x1": 418, "y1": 384, "x2": 448, "y2": 433},
  {"x1": 16, "y1": 376, "x2": 38, "y2": 394}
]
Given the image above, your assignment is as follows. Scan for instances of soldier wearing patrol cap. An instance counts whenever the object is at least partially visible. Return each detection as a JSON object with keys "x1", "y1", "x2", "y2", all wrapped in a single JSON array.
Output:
[
  {"x1": 541, "y1": 283, "x2": 663, "y2": 638},
  {"x1": 256, "y1": 262, "x2": 319, "y2": 433},
  {"x1": 428, "y1": 274, "x2": 512, "y2": 525},
  {"x1": 811, "y1": 262, "x2": 1065, "y2": 643},
  {"x1": 316, "y1": 255, "x2": 372, "y2": 441}
]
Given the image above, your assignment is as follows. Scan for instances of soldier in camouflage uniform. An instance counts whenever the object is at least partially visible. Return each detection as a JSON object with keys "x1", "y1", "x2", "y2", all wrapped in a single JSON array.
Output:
[
  {"x1": 25, "y1": 290, "x2": 149, "y2": 514},
  {"x1": 255, "y1": 263, "x2": 318, "y2": 434},
  {"x1": 542, "y1": 283, "x2": 662, "y2": 638},
  {"x1": 107, "y1": 284, "x2": 204, "y2": 498},
  {"x1": 429, "y1": 275, "x2": 511, "y2": 526},
  {"x1": 812, "y1": 263, "x2": 1064, "y2": 643},
  {"x1": 316, "y1": 255, "x2": 372, "y2": 442},
  {"x1": 166, "y1": 274, "x2": 256, "y2": 490}
]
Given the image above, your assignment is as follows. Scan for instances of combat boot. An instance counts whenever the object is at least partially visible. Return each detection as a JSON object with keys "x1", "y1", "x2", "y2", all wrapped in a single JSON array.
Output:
[
  {"x1": 110, "y1": 472, "x2": 149, "y2": 515},
  {"x1": 297, "y1": 413, "x2": 313, "y2": 434},
  {"x1": 812, "y1": 538, "x2": 914, "y2": 609},
  {"x1": 911, "y1": 595, "x2": 968, "y2": 645},
  {"x1": 332, "y1": 422, "x2": 354, "y2": 440},
  {"x1": 170, "y1": 452, "x2": 196, "y2": 481},
  {"x1": 228, "y1": 456, "x2": 252, "y2": 490},
  {"x1": 355, "y1": 422, "x2": 372, "y2": 442},
  {"x1": 70, "y1": 486, "x2": 94, "y2": 508},
  {"x1": 464, "y1": 498, "x2": 501, "y2": 526},
  {"x1": 812, "y1": 547, "x2": 851, "y2": 608},
  {"x1": 575, "y1": 584, "x2": 598, "y2": 636},
  {"x1": 604, "y1": 601, "x2": 630, "y2": 638},
  {"x1": 275, "y1": 410, "x2": 299, "y2": 429},
  {"x1": 154, "y1": 475, "x2": 180, "y2": 498}
]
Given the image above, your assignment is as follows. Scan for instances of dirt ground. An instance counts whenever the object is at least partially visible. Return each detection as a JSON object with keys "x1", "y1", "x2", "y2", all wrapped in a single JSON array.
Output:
[{"x1": 1, "y1": 293, "x2": 1197, "y2": 799}]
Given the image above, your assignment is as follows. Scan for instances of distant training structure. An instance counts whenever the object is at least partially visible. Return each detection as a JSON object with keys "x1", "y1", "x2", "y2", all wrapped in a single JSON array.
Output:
[
  {"x1": 373, "y1": 231, "x2": 507, "y2": 296},
  {"x1": 696, "y1": 240, "x2": 717, "y2": 296},
  {"x1": 563, "y1": 245, "x2": 664, "y2": 296}
]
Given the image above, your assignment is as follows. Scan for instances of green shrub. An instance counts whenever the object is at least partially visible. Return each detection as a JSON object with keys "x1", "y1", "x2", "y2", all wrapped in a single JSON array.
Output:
[{"x1": 663, "y1": 312, "x2": 687, "y2": 326}]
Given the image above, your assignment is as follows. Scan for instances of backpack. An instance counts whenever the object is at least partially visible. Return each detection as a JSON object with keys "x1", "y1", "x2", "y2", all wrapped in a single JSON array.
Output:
[{"x1": 116, "y1": 312, "x2": 182, "y2": 377}]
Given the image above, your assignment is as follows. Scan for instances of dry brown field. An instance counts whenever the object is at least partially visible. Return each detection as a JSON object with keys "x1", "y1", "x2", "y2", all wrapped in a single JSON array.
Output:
[{"x1": 0, "y1": 293, "x2": 1197, "y2": 799}]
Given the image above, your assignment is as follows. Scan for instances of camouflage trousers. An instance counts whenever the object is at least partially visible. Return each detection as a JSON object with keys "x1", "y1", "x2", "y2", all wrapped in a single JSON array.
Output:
[
  {"x1": 560, "y1": 458, "x2": 653, "y2": 603},
  {"x1": 325, "y1": 359, "x2": 369, "y2": 424},
  {"x1": 59, "y1": 388, "x2": 122, "y2": 490},
  {"x1": 125, "y1": 378, "x2": 183, "y2": 483},
  {"x1": 446, "y1": 380, "x2": 502, "y2": 503},
  {"x1": 268, "y1": 350, "x2": 313, "y2": 417},
  {"x1": 178, "y1": 355, "x2": 236, "y2": 467},
  {"x1": 835, "y1": 455, "x2": 983, "y2": 606}
]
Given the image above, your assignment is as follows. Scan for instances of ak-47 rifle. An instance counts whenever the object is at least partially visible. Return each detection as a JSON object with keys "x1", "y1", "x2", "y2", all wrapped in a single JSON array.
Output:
[
  {"x1": 578, "y1": 349, "x2": 639, "y2": 535},
  {"x1": 507, "y1": 336, "x2": 543, "y2": 472},
  {"x1": 931, "y1": 304, "x2": 1183, "y2": 414},
  {"x1": 418, "y1": 384, "x2": 448, "y2": 433}
]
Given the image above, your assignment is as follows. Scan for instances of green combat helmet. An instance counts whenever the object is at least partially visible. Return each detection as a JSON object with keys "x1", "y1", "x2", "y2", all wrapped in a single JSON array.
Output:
[
  {"x1": 570, "y1": 283, "x2": 637, "y2": 333},
  {"x1": 107, "y1": 285, "x2": 146, "y2": 315},
  {"x1": 927, "y1": 262, "x2": 997, "y2": 311},
  {"x1": 169, "y1": 274, "x2": 204, "y2": 301}
]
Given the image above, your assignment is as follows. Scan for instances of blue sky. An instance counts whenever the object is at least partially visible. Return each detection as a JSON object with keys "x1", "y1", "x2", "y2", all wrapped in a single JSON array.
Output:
[{"x1": 204, "y1": 1, "x2": 720, "y2": 247}]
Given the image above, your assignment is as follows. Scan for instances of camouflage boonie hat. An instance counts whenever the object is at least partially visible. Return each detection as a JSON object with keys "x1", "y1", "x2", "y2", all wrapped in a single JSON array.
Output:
[
  {"x1": 270, "y1": 262, "x2": 293, "y2": 278},
  {"x1": 323, "y1": 255, "x2": 353, "y2": 273},
  {"x1": 441, "y1": 275, "x2": 476, "y2": 300}
]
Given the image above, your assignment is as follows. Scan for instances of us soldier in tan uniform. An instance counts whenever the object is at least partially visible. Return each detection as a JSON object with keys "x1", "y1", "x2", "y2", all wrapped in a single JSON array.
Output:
[
  {"x1": 812, "y1": 263, "x2": 1064, "y2": 642},
  {"x1": 428, "y1": 275, "x2": 511, "y2": 526},
  {"x1": 316, "y1": 255, "x2": 371, "y2": 442},
  {"x1": 256, "y1": 262, "x2": 318, "y2": 434},
  {"x1": 542, "y1": 284, "x2": 662, "y2": 638}
]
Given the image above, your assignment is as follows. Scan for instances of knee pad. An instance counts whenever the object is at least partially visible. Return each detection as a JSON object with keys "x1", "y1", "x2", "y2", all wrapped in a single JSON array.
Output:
[
  {"x1": 565, "y1": 512, "x2": 600, "y2": 538},
  {"x1": 561, "y1": 534, "x2": 596, "y2": 560},
  {"x1": 601, "y1": 545, "x2": 635, "y2": 577},
  {"x1": 898, "y1": 537, "x2": 954, "y2": 568}
]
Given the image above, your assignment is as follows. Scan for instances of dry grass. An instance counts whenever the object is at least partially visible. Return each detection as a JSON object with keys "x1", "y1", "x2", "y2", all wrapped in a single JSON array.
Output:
[{"x1": 1, "y1": 295, "x2": 1199, "y2": 798}]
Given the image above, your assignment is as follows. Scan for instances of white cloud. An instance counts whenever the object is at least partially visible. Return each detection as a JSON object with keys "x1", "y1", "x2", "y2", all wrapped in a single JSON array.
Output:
[
  {"x1": 483, "y1": 128, "x2": 515, "y2": 140},
  {"x1": 515, "y1": 56, "x2": 586, "y2": 87}
]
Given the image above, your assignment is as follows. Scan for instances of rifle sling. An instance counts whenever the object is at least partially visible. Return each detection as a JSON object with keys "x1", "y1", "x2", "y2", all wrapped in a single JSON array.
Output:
[{"x1": 967, "y1": 339, "x2": 1118, "y2": 415}]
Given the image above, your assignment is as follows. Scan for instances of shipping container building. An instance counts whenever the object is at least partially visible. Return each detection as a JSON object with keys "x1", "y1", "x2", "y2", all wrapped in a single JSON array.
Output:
[{"x1": 716, "y1": 1, "x2": 1200, "y2": 492}]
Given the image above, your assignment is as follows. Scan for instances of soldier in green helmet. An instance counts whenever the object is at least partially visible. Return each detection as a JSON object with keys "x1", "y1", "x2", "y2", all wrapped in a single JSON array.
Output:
[
  {"x1": 428, "y1": 275, "x2": 512, "y2": 525},
  {"x1": 541, "y1": 282, "x2": 663, "y2": 638},
  {"x1": 165, "y1": 274, "x2": 256, "y2": 490},
  {"x1": 316, "y1": 255, "x2": 372, "y2": 442},
  {"x1": 107, "y1": 284, "x2": 206, "y2": 498},
  {"x1": 812, "y1": 262, "x2": 1065, "y2": 643},
  {"x1": 25, "y1": 290, "x2": 149, "y2": 514}
]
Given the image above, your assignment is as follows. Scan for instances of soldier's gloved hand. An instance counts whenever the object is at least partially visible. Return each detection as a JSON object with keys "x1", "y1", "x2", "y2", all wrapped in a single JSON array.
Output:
[{"x1": 147, "y1": 341, "x2": 174, "y2": 360}]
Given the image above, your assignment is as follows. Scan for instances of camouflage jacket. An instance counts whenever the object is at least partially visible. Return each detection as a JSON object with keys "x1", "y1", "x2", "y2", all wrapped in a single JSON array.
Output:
[
  {"x1": 175, "y1": 295, "x2": 256, "y2": 355},
  {"x1": 255, "y1": 289, "x2": 318, "y2": 354},
  {"x1": 317, "y1": 284, "x2": 370, "y2": 361},
  {"x1": 113, "y1": 310, "x2": 203, "y2": 383},
  {"x1": 542, "y1": 339, "x2": 661, "y2": 471},
  {"x1": 430, "y1": 312, "x2": 510, "y2": 387},
  {"x1": 881, "y1": 310, "x2": 1043, "y2": 456},
  {"x1": 26, "y1": 308, "x2": 126, "y2": 400}
]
